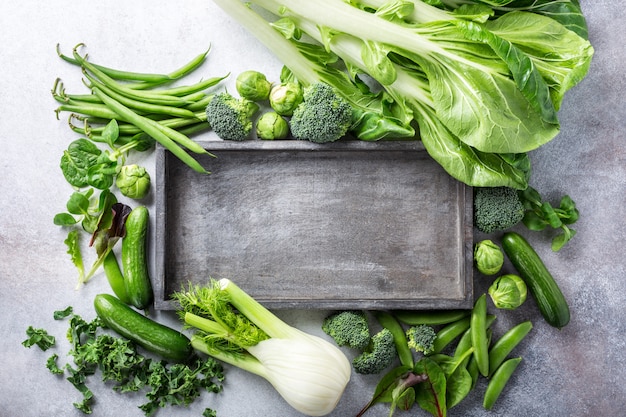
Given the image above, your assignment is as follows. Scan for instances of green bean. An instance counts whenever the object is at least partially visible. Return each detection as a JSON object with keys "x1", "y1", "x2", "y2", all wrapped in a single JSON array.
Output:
[
  {"x1": 84, "y1": 72, "x2": 199, "y2": 119},
  {"x1": 157, "y1": 74, "x2": 228, "y2": 97},
  {"x1": 372, "y1": 310, "x2": 414, "y2": 368},
  {"x1": 92, "y1": 87, "x2": 209, "y2": 174},
  {"x1": 185, "y1": 94, "x2": 214, "y2": 112},
  {"x1": 56, "y1": 103, "x2": 120, "y2": 121},
  {"x1": 471, "y1": 293, "x2": 489, "y2": 377},
  {"x1": 394, "y1": 309, "x2": 470, "y2": 326},
  {"x1": 57, "y1": 43, "x2": 173, "y2": 83},
  {"x1": 488, "y1": 321, "x2": 532, "y2": 377},
  {"x1": 483, "y1": 357, "x2": 523, "y2": 410}
]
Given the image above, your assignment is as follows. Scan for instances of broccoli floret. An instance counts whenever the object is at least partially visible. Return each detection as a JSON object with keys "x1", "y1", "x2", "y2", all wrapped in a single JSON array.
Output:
[
  {"x1": 406, "y1": 324, "x2": 437, "y2": 355},
  {"x1": 322, "y1": 310, "x2": 371, "y2": 351},
  {"x1": 289, "y1": 82, "x2": 353, "y2": 143},
  {"x1": 474, "y1": 187, "x2": 525, "y2": 233},
  {"x1": 205, "y1": 92, "x2": 259, "y2": 141},
  {"x1": 352, "y1": 328, "x2": 397, "y2": 375}
]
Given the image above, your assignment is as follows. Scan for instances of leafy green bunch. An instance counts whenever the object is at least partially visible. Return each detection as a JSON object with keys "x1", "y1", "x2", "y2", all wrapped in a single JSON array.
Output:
[
  {"x1": 22, "y1": 306, "x2": 224, "y2": 416},
  {"x1": 213, "y1": 0, "x2": 593, "y2": 189}
]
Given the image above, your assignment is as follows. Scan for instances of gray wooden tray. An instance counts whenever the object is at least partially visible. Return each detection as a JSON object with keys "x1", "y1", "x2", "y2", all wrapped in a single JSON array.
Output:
[{"x1": 154, "y1": 140, "x2": 473, "y2": 310}]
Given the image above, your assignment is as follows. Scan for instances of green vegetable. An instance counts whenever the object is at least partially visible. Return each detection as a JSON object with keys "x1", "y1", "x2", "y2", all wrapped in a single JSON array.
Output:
[
  {"x1": 205, "y1": 91, "x2": 260, "y2": 141},
  {"x1": 122, "y1": 206, "x2": 153, "y2": 310},
  {"x1": 172, "y1": 278, "x2": 351, "y2": 416},
  {"x1": 60, "y1": 138, "x2": 102, "y2": 188},
  {"x1": 502, "y1": 231, "x2": 570, "y2": 328},
  {"x1": 414, "y1": 357, "x2": 447, "y2": 417},
  {"x1": 28, "y1": 308, "x2": 223, "y2": 415},
  {"x1": 474, "y1": 239, "x2": 504, "y2": 275},
  {"x1": 102, "y1": 250, "x2": 131, "y2": 304},
  {"x1": 269, "y1": 81, "x2": 303, "y2": 116},
  {"x1": 322, "y1": 310, "x2": 371, "y2": 350},
  {"x1": 474, "y1": 187, "x2": 525, "y2": 233},
  {"x1": 353, "y1": 328, "x2": 397, "y2": 375},
  {"x1": 256, "y1": 111, "x2": 290, "y2": 140},
  {"x1": 290, "y1": 82, "x2": 353, "y2": 143},
  {"x1": 116, "y1": 164, "x2": 151, "y2": 199},
  {"x1": 488, "y1": 274, "x2": 527, "y2": 310},
  {"x1": 373, "y1": 310, "x2": 414, "y2": 368},
  {"x1": 236, "y1": 70, "x2": 272, "y2": 101},
  {"x1": 54, "y1": 44, "x2": 218, "y2": 175},
  {"x1": 394, "y1": 309, "x2": 470, "y2": 326},
  {"x1": 22, "y1": 326, "x2": 56, "y2": 350},
  {"x1": 518, "y1": 186, "x2": 579, "y2": 251},
  {"x1": 488, "y1": 321, "x2": 532, "y2": 376},
  {"x1": 432, "y1": 316, "x2": 470, "y2": 354},
  {"x1": 94, "y1": 293, "x2": 192, "y2": 362},
  {"x1": 483, "y1": 356, "x2": 523, "y2": 410},
  {"x1": 214, "y1": 0, "x2": 593, "y2": 188},
  {"x1": 470, "y1": 293, "x2": 489, "y2": 377},
  {"x1": 406, "y1": 325, "x2": 437, "y2": 355}
]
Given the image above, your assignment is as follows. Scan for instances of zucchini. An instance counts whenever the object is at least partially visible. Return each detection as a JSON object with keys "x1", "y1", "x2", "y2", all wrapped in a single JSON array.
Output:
[
  {"x1": 94, "y1": 293, "x2": 193, "y2": 362},
  {"x1": 501, "y1": 232, "x2": 570, "y2": 328},
  {"x1": 122, "y1": 206, "x2": 153, "y2": 310}
]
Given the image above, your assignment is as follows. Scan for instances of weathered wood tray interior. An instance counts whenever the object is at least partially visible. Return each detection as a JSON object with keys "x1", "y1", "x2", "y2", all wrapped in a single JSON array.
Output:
[{"x1": 154, "y1": 140, "x2": 473, "y2": 310}]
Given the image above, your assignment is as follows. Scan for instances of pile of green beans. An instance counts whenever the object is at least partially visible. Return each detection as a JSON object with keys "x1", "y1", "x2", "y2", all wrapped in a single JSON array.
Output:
[
  {"x1": 52, "y1": 43, "x2": 228, "y2": 174},
  {"x1": 387, "y1": 298, "x2": 533, "y2": 411}
]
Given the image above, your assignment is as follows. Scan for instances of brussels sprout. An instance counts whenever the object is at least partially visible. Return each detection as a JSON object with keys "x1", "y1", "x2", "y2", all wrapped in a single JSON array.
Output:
[
  {"x1": 474, "y1": 239, "x2": 504, "y2": 275},
  {"x1": 256, "y1": 111, "x2": 290, "y2": 140},
  {"x1": 236, "y1": 70, "x2": 272, "y2": 101},
  {"x1": 269, "y1": 82, "x2": 303, "y2": 116},
  {"x1": 116, "y1": 164, "x2": 151, "y2": 199},
  {"x1": 488, "y1": 274, "x2": 528, "y2": 310}
]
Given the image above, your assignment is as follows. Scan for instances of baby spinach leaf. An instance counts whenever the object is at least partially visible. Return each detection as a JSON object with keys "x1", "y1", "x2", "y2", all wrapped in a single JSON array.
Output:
[{"x1": 60, "y1": 139, "x2": 102, "y2": 188}]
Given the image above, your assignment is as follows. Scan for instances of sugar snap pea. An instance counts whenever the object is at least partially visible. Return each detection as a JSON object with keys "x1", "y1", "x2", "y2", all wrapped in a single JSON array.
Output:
[
  {"x1": 483, "y1": 357, "x2": 523, "y2": 410},
  {"x1": 489, "y1": 321, "x2": 532, "y2": 376},
  {"x1": 102, "y1": 251, "x2": 131, "y2": 305},
  {"x1": 471, "y1": 294, "x2": 489, "y2": 377},
  {"x1": 393, "y1": 309, "x2": 470, "y2": 326}
]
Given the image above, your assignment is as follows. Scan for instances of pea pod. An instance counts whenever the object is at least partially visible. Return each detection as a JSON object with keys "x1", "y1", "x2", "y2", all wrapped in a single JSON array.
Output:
[
  {"x1": 471, "y1": 294, "x2": 489, "y2": 377},
  {"x1": 432, "y1": 313, "x2": 496, "y2": 354},
  {"x1": 122, "y1": 206, "x2": 153, "y2": 310},
  {"x1": 483, "y1": 357, "x2": 523, "y2": 410},
  {"x1": 489, "y1": 321, "x2": 532, "y2": 376},
  {"x1": 394, "y1": 310, "x2": 470, "y2": 326}
]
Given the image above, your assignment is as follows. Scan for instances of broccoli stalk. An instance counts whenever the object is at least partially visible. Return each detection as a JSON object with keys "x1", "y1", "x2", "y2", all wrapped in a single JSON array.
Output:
[
  {"x1": 290, "y1": 82, "x2": 353, "y2": 143},
  {"x1": 322, "y1": 310, "x2": 371, "y2": 351},
  {"x1": 205, "y1": 92, "x2": 259, "y2": 141},
  {"x1": 405, "y1": 324, "x2": 437, "y2": 355},
  {"x1": 352, "y1": 328, "x2": 397, "y2": 375}
]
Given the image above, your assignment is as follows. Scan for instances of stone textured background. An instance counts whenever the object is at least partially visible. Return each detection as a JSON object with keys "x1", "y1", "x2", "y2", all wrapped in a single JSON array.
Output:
[{"x1": 1, "y1": 1, "x2": 623, "y2": 416}]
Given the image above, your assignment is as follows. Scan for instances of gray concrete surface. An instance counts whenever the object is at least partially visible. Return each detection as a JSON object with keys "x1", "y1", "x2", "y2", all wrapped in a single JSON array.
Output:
[{"x1": 1, "y1": 1, "x2": 624, "y2": 416}]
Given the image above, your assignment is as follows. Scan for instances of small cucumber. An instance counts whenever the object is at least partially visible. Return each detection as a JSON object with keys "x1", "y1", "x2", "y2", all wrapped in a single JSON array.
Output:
[
  {"x1": 102, "y1": 250, "x2": 131, "y2": 305},
  {"x1": 94, "y1": 293, "x2": 193, "y2": 362},
  {"x1": 122, "y1": 206, "x2": 153, "y2": 310},
  {"x1": 502, "y1": 232, "x2": 570, "y2": 328}
]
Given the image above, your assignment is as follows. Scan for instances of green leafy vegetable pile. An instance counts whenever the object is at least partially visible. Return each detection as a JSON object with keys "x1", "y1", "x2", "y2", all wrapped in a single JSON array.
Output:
[
  {"x1": 212, "y1": 0, "x2": 594, "y2": 189},
  {"x1": 23, "y1": 307, "x2": 224, "y2": 416}
]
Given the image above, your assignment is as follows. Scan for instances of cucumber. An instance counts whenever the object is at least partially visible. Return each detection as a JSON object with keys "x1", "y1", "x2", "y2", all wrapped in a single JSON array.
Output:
[
  {"x1": 122, "y1": 206, "x2": 153, "y2": 310},
  {"x1": 94, "y1": 293, "x2": 193, "y2": 362},
  {"x1": 501, "y1": 232, "x2": 570, "y2": 328}
]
